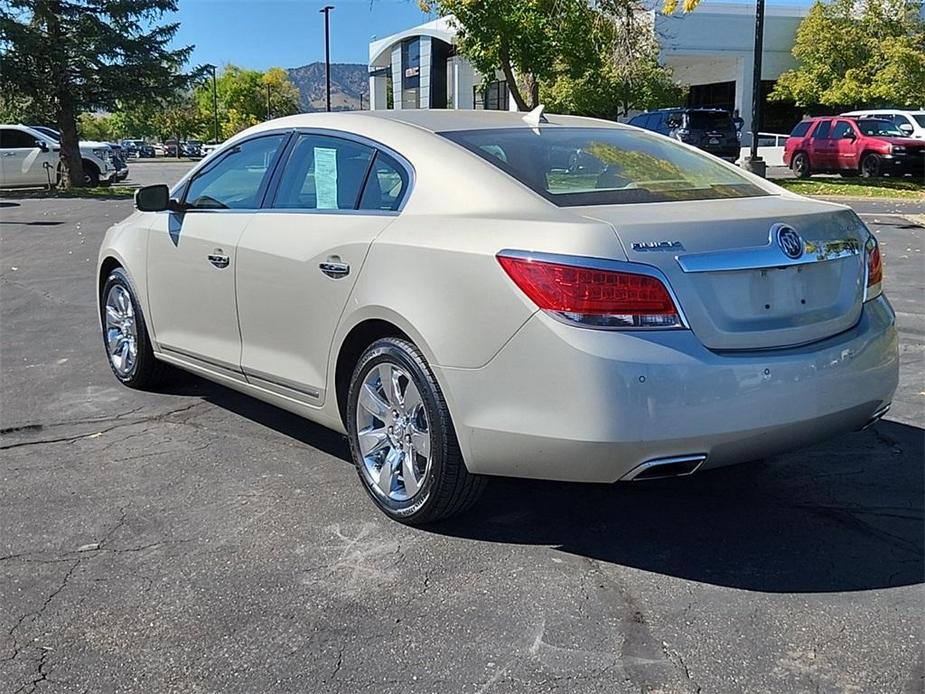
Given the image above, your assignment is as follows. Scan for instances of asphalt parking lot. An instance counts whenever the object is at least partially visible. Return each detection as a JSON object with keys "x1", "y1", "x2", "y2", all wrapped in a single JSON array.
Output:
[{"x1": 1, "y1": 170, "x2": 923, "y2": 693}]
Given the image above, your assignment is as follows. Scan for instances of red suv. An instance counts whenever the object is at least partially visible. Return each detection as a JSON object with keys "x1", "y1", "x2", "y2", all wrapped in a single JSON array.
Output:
[{"x1": 783, "y1": 116, "x2": 925, "y2": 178}]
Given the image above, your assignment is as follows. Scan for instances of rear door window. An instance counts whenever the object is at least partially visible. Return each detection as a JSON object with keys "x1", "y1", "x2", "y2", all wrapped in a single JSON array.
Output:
[
  {"x1": 272, "y1": 134, "x2": 375, "y2": 210},
  {"x1": 812, "y1": 120, "x2": 832, "y2": 139},
  {"x1": 831, "y1": 121, "x2": 855, "y2": 139}
]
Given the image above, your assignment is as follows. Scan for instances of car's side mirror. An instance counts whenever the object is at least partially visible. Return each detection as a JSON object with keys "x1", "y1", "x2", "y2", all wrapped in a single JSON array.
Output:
[
  {"x1": 35, "y1": 139, "x2": 48, "y2": 152},
  {"x1": 842, "y1": 131, "x2": 856, "y2": 140},
  {"x1": 135, "y1": 184, "x2": 172, "y2": 212},
  {"x1": 898, "y1": 123, "x2": 913, "y2": 134},
  {"x1": 667, "y1": 118, "x2": 681, "y2": 128}
]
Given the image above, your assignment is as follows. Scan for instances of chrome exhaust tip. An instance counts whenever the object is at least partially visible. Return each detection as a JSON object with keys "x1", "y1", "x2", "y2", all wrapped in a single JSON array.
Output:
[
  {"x1": 859, "y1": 403, "x2": 891, "y2": 431},
  {"x1": 621, "y1": 454, "x2": 707, "y2": 482}
]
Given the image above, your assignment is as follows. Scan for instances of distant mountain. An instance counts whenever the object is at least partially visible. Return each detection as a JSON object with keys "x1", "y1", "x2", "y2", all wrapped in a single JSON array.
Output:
[{"x1": 287, "y1": 62, "x2": 370, "y2": 112}]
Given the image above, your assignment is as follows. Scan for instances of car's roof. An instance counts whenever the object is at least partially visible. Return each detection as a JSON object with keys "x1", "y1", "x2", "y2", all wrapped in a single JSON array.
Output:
[
  {"x1": 249, "y1": 109, "x2": 624, "y2": 134},
  {"x1": 842, "y1": 108, "x2": 925, "y2": 115}
]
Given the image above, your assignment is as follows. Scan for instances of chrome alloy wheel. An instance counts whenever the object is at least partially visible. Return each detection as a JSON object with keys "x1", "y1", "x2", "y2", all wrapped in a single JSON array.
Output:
[
  {"x1": 356, "y1": 363, "x2": 432, "y2": 502},
  {"x1": 104, "y1": 285, "x2": 138, "y2": 377}
]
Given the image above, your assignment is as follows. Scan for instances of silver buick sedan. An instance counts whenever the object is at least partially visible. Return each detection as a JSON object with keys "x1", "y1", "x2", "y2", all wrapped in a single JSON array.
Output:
[{"x1": 97, "y1": 110, "x2": 898, "y2": 524}]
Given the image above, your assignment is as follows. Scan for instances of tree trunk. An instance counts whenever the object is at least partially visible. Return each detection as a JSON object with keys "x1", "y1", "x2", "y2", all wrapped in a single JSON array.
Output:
[
  {"x1": 56, "y1": 92, "x2": 85, "y2": 188},
  {"x1": 499, "y1": 39, "x2": 529, "y2": 112},
  {"x1": 46, "y1": 0, "x2": 85, "y2": 188}
]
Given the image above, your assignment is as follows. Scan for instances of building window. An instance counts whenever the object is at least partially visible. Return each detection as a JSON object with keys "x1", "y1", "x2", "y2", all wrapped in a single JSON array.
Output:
[
  {"x1": 401, "y1": 38, "x2": 421, "y2": 109},
  {"x1": 474, "y1": 80, "x2": 509, "y2": 111}
]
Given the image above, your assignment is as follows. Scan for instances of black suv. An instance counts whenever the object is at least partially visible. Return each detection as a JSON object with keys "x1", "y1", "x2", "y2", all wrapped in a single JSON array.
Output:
[{"x1": 628, "y1": 108, "x2": 741, "y2": 161}]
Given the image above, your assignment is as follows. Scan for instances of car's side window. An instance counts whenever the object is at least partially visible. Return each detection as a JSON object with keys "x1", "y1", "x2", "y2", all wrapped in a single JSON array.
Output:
[
  {"x1": 184, "y1": 134, "x2": 286, "y2": 210},
  {"x1": 272, "y1": 134, "x2": 375, "y2": 210},
  {"x1": 831, "y1": 121, "x2": 854, "y2": 139},
  {"x1": 789, "y1": 121, "x2": 811, "y2": 137},
  {"x1": 359, "y1": 151, "x2": 410, "y2": 212},
  {"x1": 0, "y1": 128, "x2": 39, "y2": 149},
  {"x1": 812, "y1": 120, "x2": 831, "y2": 139}
]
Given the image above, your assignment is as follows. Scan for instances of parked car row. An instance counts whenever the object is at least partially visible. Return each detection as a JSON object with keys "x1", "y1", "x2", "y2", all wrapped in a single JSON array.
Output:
[
  {"x1": 784, "y1": 114, "x2": 925, "y2": 179},
  {"x1": 0, "y1": 124, "x2": 123, "y2": 188},
  {"x1": 121, "y1": 139, "x2": 156, "y2": 158}
]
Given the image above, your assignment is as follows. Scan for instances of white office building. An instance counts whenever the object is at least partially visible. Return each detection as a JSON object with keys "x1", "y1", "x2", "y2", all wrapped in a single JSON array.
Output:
[{"x1": 368, "y1": 4, "x2": 810, "y2": 137}]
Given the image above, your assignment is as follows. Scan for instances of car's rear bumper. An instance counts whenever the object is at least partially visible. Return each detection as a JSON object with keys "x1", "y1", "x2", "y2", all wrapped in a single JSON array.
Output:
[{"x1": 436, "y1": 295, "x2": 899, "y2": 483}]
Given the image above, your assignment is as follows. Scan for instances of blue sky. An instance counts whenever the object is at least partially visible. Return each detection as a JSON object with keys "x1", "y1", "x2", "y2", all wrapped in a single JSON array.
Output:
[
  {"x1": 170, "y1": 0, "x2": 436, "y2": 70},
  {"x1": 169, "y1": 0, "x2": 815, "y2": 72}
]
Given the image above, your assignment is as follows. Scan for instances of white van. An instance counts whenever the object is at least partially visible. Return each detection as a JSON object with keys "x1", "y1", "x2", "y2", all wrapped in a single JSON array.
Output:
[{"x1": 841, "y1": 109, "x2": 925, "y2": 140}]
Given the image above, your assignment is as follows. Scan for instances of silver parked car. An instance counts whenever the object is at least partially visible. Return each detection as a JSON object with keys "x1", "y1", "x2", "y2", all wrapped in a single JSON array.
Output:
[{"x1": 97, "y1": 110, "x2": 898, "y2": 524}]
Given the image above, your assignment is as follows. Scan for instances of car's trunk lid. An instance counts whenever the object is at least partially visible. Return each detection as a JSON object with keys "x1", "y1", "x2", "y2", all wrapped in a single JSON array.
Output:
[{"x1": 580, "y1": 196, "x2": 868, "y2": 351}]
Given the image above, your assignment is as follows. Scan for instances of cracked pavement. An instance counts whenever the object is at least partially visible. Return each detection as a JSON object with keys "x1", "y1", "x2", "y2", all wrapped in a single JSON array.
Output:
[{"x1": 1, "y1": 185, "x2": 923, "y2": 693}]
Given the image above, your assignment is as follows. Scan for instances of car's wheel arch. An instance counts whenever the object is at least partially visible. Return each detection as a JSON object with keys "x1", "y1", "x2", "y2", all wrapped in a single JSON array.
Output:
[
  {"x1": 81, "y1": 158, "x2": 101, "y2": 175},
  {"x1": 331, "y1": 310, "x2": 442, "y2": 429},
  {"x1": 97, "y1": 255, "x2": 144, "y2": 329}
]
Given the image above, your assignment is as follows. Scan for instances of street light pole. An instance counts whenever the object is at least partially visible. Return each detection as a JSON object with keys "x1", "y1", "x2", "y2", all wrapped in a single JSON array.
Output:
[
  {"x1": 742, "y1": 0, "x2": 767, "y2": 177},
  {"x1": 320, "y1": 5, "x2": 334, "y2": 112},
  {"x1": 266, "y1": 83, "x2": 271, "y2": 120},
  {"x1": 206, "y1": 64, "x2": 219, "y2": 144}
]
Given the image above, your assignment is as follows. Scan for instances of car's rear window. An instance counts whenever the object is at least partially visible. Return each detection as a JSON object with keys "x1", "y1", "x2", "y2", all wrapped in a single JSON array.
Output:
[
  {"x1": 686, "y1": 111, "x2": 734, "y2": 131},
  {"x1": 790, "y1": 121, "x2": 811, "y2": 137},
  {"x1": 439, "y1": 127, "x2": 768, "y2": 206}
]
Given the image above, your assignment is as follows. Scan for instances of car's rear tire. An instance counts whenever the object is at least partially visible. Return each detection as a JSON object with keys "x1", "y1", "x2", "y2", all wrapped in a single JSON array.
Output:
[
  {"x1": 860, "y1": 152, "x2": 881, "y2": 178},
  {"x1": 791, "y1": 152, "x2": 811, "y2": 179},
  {"x1": 101, "y1": 267, "x2": 169, "y2": 389},
  {"x1": 346, "y1": 337, "x2": 485, "y2": 525}
]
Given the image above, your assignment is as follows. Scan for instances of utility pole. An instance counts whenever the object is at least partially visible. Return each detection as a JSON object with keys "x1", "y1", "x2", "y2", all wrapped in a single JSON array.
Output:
[
  {"x1": 741, "y1": 0, "x2": 767, "y2": 177},
  {"x1": 266, "y1": 83, "x2": 271, "y2": 120},
  {"x1": 320, "y1": 5, "x2": 334, "y2": 112},
  {"x1": 359, "y1": 93, "x2": 363, "y2": 111},
  {"x1": 206, "y1": 64, "x2": 219, "y2": 143}
]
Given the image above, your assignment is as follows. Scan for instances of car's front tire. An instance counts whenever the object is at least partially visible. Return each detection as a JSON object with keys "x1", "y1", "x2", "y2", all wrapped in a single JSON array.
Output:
[
  {"x1": 346, "y1": 337, "x2": 485, "y2": 525},
  {"x1": 101, "y1": 267, "x2": 168, "y2": 389},
  {"x1": 860, "y1": 152, "x2": 881, "y2": 178}
]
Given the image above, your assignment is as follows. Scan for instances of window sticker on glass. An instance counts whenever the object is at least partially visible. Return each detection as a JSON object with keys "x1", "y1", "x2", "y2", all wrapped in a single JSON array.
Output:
[{"x1": 314, "y1": 147, "x2": 338, "y2": 209}]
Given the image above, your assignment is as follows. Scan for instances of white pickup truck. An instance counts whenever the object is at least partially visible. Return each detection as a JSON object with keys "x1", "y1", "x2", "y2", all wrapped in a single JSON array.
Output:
[{"x1": 0, "y1": 124, "x2": 118, "y2": 188}]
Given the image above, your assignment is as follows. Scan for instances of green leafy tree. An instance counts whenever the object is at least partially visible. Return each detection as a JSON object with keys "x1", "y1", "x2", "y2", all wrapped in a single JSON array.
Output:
[
  {"x1": 0, "y1": 0, "x2": 194, "y2": 186},
  {"x1": 152, "y1": 92, "x2": 208, "y2": 149},
  {"x1": 419, "y1": 0, "x2": 600, "y2": 111},
  {"x1": 545, "y1": 9, "x2": 685, "y2": 118},
  {"x1": 108, "y1": 103, "x2": 161, "y2": 140},
  {"x1": 77, "y1": 113, "x2": 113, "y2": 142},
  {"x1": 194, "y1": 64, "x2": 301, "y2": 139},
  {"x1": 420, "y1": 0, "x2": 695, "y2": 112},
  {"x1": 771, "y1": 0, "x2": 925, "y2": 108},
  {"x1": 263, "y1": 67, "x2": 302, "y2": 119}
]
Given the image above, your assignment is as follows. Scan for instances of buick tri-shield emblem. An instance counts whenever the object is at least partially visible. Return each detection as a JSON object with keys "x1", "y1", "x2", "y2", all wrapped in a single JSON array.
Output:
[{"x1": 775, "y1": 225, "x2": 804, "y2": 259}]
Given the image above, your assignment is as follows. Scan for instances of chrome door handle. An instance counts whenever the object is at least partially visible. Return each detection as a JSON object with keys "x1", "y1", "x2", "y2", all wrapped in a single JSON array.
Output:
[
  {"x1": 319, "y1": 261, "x2": 350, "y2": 278},
  {"x1": 208, "y1": 252, "x2": 230, "y2": 269}
]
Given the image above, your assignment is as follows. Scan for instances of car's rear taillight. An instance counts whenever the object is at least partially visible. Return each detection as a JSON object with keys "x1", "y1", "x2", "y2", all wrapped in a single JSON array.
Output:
[
  {"x1": 497, "y1": 253, "x2": 685, "y2": 329},
  {"x1": 864, "y1": 235, "x2": 882, "y2": 301}
]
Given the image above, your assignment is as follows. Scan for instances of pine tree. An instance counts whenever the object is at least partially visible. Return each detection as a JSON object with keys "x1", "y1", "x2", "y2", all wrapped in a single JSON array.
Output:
[{"x1": 0, "y1": 0, "x2": 194, "y2": 186}]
